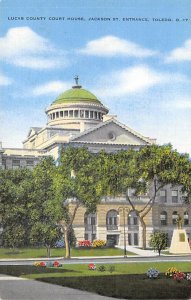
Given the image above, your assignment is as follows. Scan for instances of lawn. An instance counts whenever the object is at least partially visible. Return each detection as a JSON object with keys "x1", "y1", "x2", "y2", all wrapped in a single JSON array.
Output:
[
  {"x1": 0, "y1": 247, "x2": 133, "y2": 259},
  {"x1": 1, "y1": 262, "x2": 191, "y2": 299}
]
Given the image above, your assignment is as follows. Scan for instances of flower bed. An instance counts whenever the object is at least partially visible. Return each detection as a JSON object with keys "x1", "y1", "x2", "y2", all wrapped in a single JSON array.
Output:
[
  {"x1": 78, "y1": 240, "x2": 92, "y2": 247},
  {"x1": 92, "y1": 240, "x2": 106, "y2": 248},
  {"x1": 33, "y1": 261, "x2": 62, "y2": 268}
]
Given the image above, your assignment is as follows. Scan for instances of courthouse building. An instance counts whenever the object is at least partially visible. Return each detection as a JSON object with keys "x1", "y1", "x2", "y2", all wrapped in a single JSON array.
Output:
[{"x1": 0, "y1": 79, "x2": 190, "y2": 247}]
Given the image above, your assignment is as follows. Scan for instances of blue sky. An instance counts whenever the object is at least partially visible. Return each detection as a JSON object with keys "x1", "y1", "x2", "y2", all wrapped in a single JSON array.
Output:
[{"x1": 0, "y1": 0, "x2": 191, "y2": 154}]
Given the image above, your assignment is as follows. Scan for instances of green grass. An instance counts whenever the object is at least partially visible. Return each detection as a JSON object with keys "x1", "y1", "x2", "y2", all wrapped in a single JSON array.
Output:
[
  {"x1": 0, "y1": 247, "x2": 133, "y2": 259},
  {"x1": 1, "y1": 262, "x2": 191, "y2": 278},
  {"x1": 1, "y1": 262, "x2": 191, "y2": 299}
]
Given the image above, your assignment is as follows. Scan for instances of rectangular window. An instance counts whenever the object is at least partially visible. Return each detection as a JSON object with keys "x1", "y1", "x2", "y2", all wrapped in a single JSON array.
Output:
[
  {"x1": 184, "y1": 218, "x2": 189, "y2": 226},
  {"x1": 91, "y1": 217, "x2": 96, "y2": 225},
  {"x1": 80, "y1": 110, "x2": 84, "y2": 118},
  {"x1": 69, "y1": 110, "x2": 73, "y2": 117},
  {"x1": 12, "y1": 159, "x2": 20, "y2": 169},
  {"x1": 92, "y1": 234, "x2": 96, "y2": 241},
  {"x1": 128, "y1": 233, "x2": 132, "y2": 245},
  {"x1": 26, "y1": 160, "x2": 34, "y2": 166},
  {"x1": 84, "y1": 233, "x2": 88, "y2": 240},
  {"x1": 64, "y1": 111, "x2": 68, "y2": 117},
  {"x1": 95, "y1": 111, "x2": 98, "y2": 119},
  {"x1": 60, "y1": 111, "x2": 63, "y2": 117},
  {"x1": 134, "y1": 233, "x2": 138, "y2": 245},
  {"x1": 161, "y1": 219, "x2": 167, "y2": 226},
  {"x1": 85, "y1": 110, "x2": 89, "y2": 118},
  {"x1": 90, "y1": 111, "x2": 94, "y2": 119},
  {"x1": 74, "y1": 110, "x2": 79, "y2": 118},
  {"x1": 2, "y1": 158, "x2": 6, "y2": 169},
  {"x1": 56, "y1": 112, "x2": 59, "y2": 118},
  {"x1": 160, "y1": 190, "x2": 167, "y2": 202},
  {"x1": 172, "y1": 190, "x2": 178, "y2": 203}
]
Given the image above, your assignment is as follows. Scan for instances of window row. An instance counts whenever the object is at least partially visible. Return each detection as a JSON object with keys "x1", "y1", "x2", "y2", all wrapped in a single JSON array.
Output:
[
  {"x1": 160, "y1": 211, "x2": 189, "y2": 226},
  {"x1": 84, "y1": 210, "x2": 139, "y2": 231},
  {"x1": 160, "y1": 189, "x2": 180, "y2": 203},
  {"x1": 1, "y1": 159, "x2": 34, "y2": 169},
  {"x1": 49, "y1": 110, "x2": 103, "y2": 121}
]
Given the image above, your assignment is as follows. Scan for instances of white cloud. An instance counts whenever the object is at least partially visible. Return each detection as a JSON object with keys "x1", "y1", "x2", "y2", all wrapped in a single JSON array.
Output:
[
  {"x1": 165, "y1": 97, "x2": 191, "y2": 109},
  {"x1": 166, "y1": 39, "x2": 191, "y2": 62},
  {"x1": 0, "y1": 73, "x2": 12, "y2": 86},
  {"x1": 79, "y1": 35, "x2": 157, "y2": 57},
  {"x1": 93, "y1": 65, "x2": 173, "y2": 98},
  {"x1": 0, "y1": 27, "x2": 68, "y2": 69},
  {"x1": 13, "y1": 57, "x2": 62, "y2": 70},
  {"x1": 33, "y1": 81, "x2": 71, "y2": 96}
]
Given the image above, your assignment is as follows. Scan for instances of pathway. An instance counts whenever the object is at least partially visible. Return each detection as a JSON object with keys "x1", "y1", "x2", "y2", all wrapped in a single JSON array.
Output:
[{"x1": 0, "y1": 274, "x2": 117, "y2": 300}]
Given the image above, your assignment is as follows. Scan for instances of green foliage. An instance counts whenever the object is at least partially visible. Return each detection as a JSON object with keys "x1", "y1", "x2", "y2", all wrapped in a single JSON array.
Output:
[
  {"x1": 98, "y1": 265, "x2": 106, "y2": 272},
  {"x1": 29, "y1": 157, "x2": 62, "y2": 255},
  {"x1": 149, "y1": 231, "x2": 168, "y2": 255},
  {"x1": 0, "y1": 168, "x2": 33, "y2": 248},
  {"x1": 108, "y1": 265, "x2": 115, "y2": 273}
]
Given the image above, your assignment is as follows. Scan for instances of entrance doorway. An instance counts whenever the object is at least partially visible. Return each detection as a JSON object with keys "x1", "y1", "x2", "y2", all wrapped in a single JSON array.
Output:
[{"x1": 107, "y1": 234, "x2": 119, "y2": 247}]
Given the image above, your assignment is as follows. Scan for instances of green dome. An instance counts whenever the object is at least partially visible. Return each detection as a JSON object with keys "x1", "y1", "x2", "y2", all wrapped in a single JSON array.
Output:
[{"x1": 53, "y1": 86, "x2": 102, "y2": 105}]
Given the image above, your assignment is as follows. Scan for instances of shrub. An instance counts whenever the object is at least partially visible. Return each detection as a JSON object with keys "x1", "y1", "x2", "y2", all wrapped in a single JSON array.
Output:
[
  {"x1": 186, "y1": 273, "x2": 191, "y2": 282},
  {"x1": 55, "y1": 239, "x2": 64, "y2": 248},
  {"x1": 98, "y1": 265, "x2": 106, "y2": 272},
  {"x1": 165, "y1": 267, "x2": 179, "y2": 277},
  {"x1": 78, "y1": 240, "x2": 92, "y2": 247},
  {"x1": 92, "y1": 240, "x2": 106, "y2": 248},
  {"x1": 108, "y1": 265, "x2": 115, "y2": 273},
  {"x1": 173, "y1": 272, "x2": 186, "y2": 282},
  {"x1": 88, "y1": 263, "x2": 96, "y2": 270},
  {"x1": 146, "y1": 268, "x2": 159, "y2": 279}
]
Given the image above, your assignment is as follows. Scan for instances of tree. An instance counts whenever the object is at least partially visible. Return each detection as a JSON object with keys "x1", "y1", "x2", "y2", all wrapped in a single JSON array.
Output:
[
  {"x1": 149, "y1": 231, "x2": 168, "y2": 256},
  {"x1": 0, "y1": 168, "x2": 33, "y2": 249},
  {"x1": 29, "y1": 156, "x2": 62, "y2": 257},
  {"x1": 105, "y1": 144, "x2": 191, "y2": 249},
  {"x1": 55, "y1": 147, "x2": 105, "y2": 258}
]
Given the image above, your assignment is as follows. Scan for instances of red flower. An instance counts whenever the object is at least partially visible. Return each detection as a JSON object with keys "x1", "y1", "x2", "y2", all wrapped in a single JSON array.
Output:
[
  {"x1": 39, "y1": 261, "x2": 46, "y2": 267},
  {"x1": 78, "y1": 240, "x2": 92, "y2": 247},
  {"x1": 53, "y1": 261, "x2": 60, "y2": 267},
  {"x1": 88, "y1": 263, "x2": 96, "y2": 270},
  {"x1": 173, "y1": 272, "x2": 186, "y2": 282}
]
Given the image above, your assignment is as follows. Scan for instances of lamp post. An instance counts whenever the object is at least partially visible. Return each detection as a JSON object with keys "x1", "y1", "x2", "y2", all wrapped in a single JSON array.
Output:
[{"x1": 118, "y1": 206, "x2": 130, "y2": 258}]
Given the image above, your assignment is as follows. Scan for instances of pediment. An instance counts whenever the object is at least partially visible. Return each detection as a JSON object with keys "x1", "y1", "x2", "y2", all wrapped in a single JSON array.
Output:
[{"x1": 71, "y1": 119, "x2": 153, "y2": 146}]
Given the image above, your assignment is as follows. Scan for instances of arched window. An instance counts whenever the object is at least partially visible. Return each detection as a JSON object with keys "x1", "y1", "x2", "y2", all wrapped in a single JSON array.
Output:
[
  {"x1": 128, "y1": 211, "x2": 139, "y2": 226},
  {"x1": 160, "y1": 211, "x2": 167, "y2": 226},
  {"x1": 106, "y1": 210, "x2": 118, "y2": 230},
  {"x1": 172, "y1": 211, "x2": 178, "y2": 225},
  {"x1": 184, "y1": 211, "x2": 189, "y2": 226}
]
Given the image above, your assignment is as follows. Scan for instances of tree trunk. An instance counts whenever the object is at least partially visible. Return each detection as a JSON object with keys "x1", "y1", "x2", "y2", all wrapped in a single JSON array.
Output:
[
  {"x1": 46, "y1": 245, "x2": 51, "y2": 258},
  {"x1": 64, "y1": 229, "x2": 70, "y2": 259},
  {"x1": 140, "y1": 216, "x2": 147, "y2": 250}
]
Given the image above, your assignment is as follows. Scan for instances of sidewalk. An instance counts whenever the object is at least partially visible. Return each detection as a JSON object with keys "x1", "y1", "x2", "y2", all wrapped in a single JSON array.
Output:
[
  {"x1": 116, "y1": 245, "x2": 158, "y2": 256},
  {"x1": 0, "y1": 274, "x2": 117, "y2": 300}
]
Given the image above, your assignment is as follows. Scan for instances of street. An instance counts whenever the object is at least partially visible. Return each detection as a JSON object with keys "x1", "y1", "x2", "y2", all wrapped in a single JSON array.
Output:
[{"x1": 0, "y1": 255, "x2": 191, "y2": 265}]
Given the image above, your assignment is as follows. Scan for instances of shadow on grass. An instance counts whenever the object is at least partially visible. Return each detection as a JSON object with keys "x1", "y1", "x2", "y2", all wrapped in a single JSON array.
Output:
[
  {"x1": 37, "y1": 274, "x2": 191, "y2": 299},
  {"x1": 0, "y1": 265, "x2": 78, "y2": 277}
]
